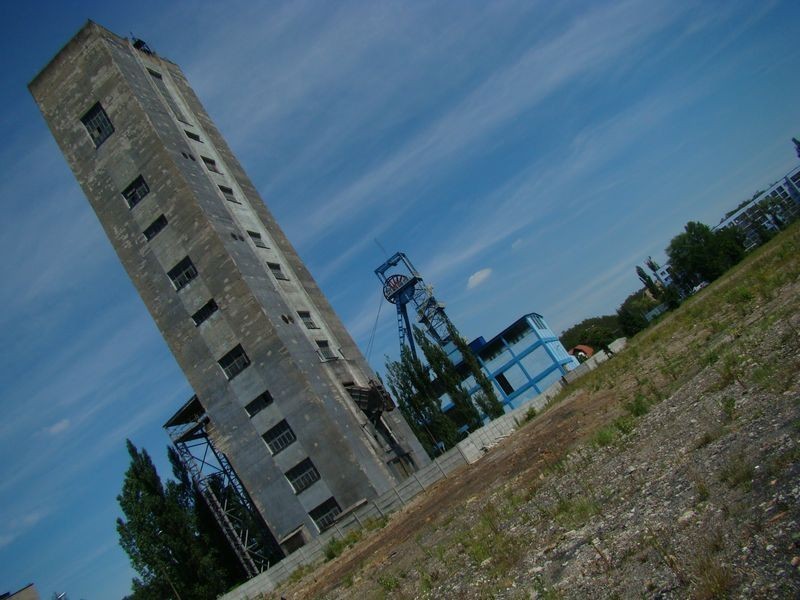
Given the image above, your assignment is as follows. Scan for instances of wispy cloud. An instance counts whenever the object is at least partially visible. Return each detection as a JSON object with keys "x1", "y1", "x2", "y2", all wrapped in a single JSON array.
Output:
[
  {"x1": 467, "y1": 268, "x2": 492, "y2": 290},
  {"x1": 44, "y1": 419, "x2": 70, "y2": 435}
]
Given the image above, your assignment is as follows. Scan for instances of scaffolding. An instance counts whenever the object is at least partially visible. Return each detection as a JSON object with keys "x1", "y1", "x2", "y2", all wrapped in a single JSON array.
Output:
[{"x1": 164, "y1": 396, "x2": 282, "y2": 578}]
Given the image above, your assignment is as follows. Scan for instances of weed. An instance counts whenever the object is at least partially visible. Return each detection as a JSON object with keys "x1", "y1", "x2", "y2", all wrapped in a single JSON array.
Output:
[
  {"x1": 363, "y1": 516, "x2": 388, "y2": 531},
  {"x1": 523, "y1": 406, "x2": 538, "y2": 423},
  {"x1": 591, "y1": 426, "x2": 617, "y2": 447},
  {"x1": 324, "y1": 529, "x2": 363, "y2": 560},
  {"x1": 725, "y1": 286, "x2": 754, "y2": 304},
  {"x1": 703, "y1": 349, "x2": 720, "y2": 366},
  {"x1": 645, "y1": 526, "x2": 687, "y2": 584},
  {"x1": 688, "y1": 531, "x2": 734, "y2": 600},
  {"x1": 694, "y1": 426, "x2": 724, "y2": 449},
  {"x1": 719, "y1": 453, "x2": 754, "y2": 490},
  {"x1": 551, "y1": 495, "x2": 599, "y2": 529},
  {"x1": 624, "y1": 393, "x2": 650, "y2": 417},
  {"x1": 613, "y1": 415, "x2": 635, "y2": 435},
  {"x1": 286, "y1": 563, "x2": 315, "y2": 584},
  {"x1": 377, "y1": 574, "x2": 399, "y2": 592},
  {"x1": 695, "y1": 480, "x2": 709, "y2": 503},
  {"x1": 719, "y1": 396, "x2": 736, "y2": 422}
]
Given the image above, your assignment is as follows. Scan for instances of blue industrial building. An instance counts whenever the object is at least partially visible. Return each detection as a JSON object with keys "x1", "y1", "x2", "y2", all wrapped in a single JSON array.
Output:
[{"x1": 441, "y1": 313, "x2": 578, "y2": 417}]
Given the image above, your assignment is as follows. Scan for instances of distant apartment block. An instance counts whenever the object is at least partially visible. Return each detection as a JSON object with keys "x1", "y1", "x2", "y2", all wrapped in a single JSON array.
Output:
[{"x1": 715, "y1": 165, "x2": 800, "y2": 250}]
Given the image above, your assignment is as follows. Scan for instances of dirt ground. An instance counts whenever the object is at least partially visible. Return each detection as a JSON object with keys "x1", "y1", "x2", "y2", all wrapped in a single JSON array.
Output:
[{"x1": 269, "y1": 223, "x2": 800, "y2": 600}]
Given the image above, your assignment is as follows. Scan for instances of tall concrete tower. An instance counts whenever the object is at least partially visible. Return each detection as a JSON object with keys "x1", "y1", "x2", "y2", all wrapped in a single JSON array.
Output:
[{"x1": 30, "y1": 21, "x2": 428, "y2": 568}]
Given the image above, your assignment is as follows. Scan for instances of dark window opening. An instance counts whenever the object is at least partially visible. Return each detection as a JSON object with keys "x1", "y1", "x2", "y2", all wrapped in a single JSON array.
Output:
[
  {"x1": 181, "y1": 151, "x2": 196, "y2": 161},
  {"x1": 201, "y1": 156, "x2": 220, "y2": 173},
  {"x1": 167, "y1": 256, "x2": 198, "y2": 291},
  {"x1": 316, "y1": 340, "x2": 337, "y2": 361},
  {"x1": 230, "y1": 232, "x2": 244, "y2": 241},
  {"x1": 262, "y1": 420, "x2": 296, "y2": 455},
  {"x1": 81, "y1": 102, "x2": 114, "y2": 147},
  {"x1": 268, "y1": 262, "x2": 289, "y2": 281},
  {"x1": 143, "y1": 215, "x2": 167, "y2": 241},
  {"x1": 309, "y1": 498, "x2": 341, "y2": 532},
  {"x1": 285, "y1": 458, "x2": 320, "y2": 494},
  {"x1": 218, "y1": 344, "x2": 250, "y2": 380},
  {"x1": 218, "y1": 185, "x2": 240, "y2": 204},
  {"x1": 185, "y1": 130, "x2": 202, "y2": 142},
  {"x1": 298, "y1": 311, "x2": 319, "y2": 329},
  {"x1": 122, "y1": 175, "x2": 150, "y2": 209},
  {"x1": 247, "y1": 231, "x2": 268, "y2": 248},
  {"x1": 245, "y1": 390, "x2": 274, "y2": 417},
  {"x1": 495, "y1": 372, "x2": 514, "y2": 396},
  {"x1": 191, "y1": 299, "x2": 218, "y2": 326}
]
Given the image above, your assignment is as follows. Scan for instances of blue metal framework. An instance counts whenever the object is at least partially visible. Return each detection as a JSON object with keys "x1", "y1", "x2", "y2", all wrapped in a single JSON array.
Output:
[{"x1": 375, "y1": 252, "x2": 453, "y2": 360}]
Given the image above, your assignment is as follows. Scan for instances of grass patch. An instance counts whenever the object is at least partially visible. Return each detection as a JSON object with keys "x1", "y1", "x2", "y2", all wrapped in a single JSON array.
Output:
[
  {"x1": 377, "y1": 574, "x2": 399, "y2": 592},
  {"x1": 719, "y1": 453, "x2": 754, "y2": 490},
  {"x1": 324, "y1": 529, "x2": 363, "y2": 560},
  {"x1": 688, "y1": 531, "x2": 733, "y2": 600},
  {"x1": 719, "y1": 396, "x2": 736, "y2": 422},
  {"x1": 286, "y1": 563, "x2": 315, "y2": 585},
  {"x1": 591, "y1": 425, "x2": 617, "y2": 447},
  {"x1": 624, "y1": 393, "x2": 650, "y2": 417},
  {"x1": 551, "y1": 495, "x2": 599, "y2": 529},
  {"x1": 694, "y1": 425, "x2": 725, "y2": 449}
]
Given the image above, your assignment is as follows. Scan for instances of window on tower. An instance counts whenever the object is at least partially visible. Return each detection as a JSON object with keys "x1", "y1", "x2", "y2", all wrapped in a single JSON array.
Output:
[
  {"x1": 80, "y1": 102, "x2": 114, "y2": 148},
  {"x1": 201, "y1": 156, "x2": 221, "y2": 173},
  {"x1": 218, "y1": 185, "x2": 240, "y2": 204},
  {"x1": 262, "y1": 420, "x2": 296, "y2": 455},
  {"x1": 285, "y1": 458, "x2": 320, "y2": 494},
  {"x1": 218, "y1": 344, "x2": 250, "y2": 380},
  {"x1": 167, "y1": 256, "x2": 198, "y2": 291},
  {"x1": 142, "y1": 214, "x2": 167, "y2": 240},
  {"x1": 121, "y1": 175, "x2": 150, "y2": 209},
  {"x1": 309, "y1": 497, "x2": 341, "y2": 532},
  {"x1": 298, "y1": 311, "x2": 319, "y2": 329},
  {"x1": 244, "y1": 390, "x2": 274, "y2": 417},
  {"x1": 268, "y1": 262, "x2": 289, "y2": 281},
  {"x1": 191, "y1": 299, "x2": 218, "y2": 326},
  {"x1": 316, "y1": 340, "x2": 337, "y2": 361},
  {"x1": 247, "y1": 230, "x2": 268, "y2": 248}
]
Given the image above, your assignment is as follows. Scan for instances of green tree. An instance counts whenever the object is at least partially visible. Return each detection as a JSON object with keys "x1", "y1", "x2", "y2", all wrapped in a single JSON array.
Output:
[
  {"x1": 446, "y1": 322, "x2": 505, "y2": 419},
  {"x1": 616, "y1": 289, "x2": 659, "y2": 337},
  {"x1": 385, "y1": 347, "x2": 459, "y2": 456},
  {"x1": 636, "y1": 265, "x2": 662, "y2": 299},
  {"x1": 559, "y1": 315, "x2": 622, "y2": 351},
  {"x1": 117, "y1": 440, "x2": 241, "y2": 599},
  {"x1": 666, "y1": 221, "x2": 745, "y2": 290},
  {"x1": 414, "y1": 328, "x2": 483, "y2": 432}
]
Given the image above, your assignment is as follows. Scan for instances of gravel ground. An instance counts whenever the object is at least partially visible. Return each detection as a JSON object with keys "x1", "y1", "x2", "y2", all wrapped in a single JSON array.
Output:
[{"x1": 271, "y1": 226, "x2": 800, "y2": 600}]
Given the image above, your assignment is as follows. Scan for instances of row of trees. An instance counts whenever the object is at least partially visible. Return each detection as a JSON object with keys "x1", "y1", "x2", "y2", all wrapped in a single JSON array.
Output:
[
  {"x1": 384, "y1": 324, "x2": 504, "y2": 457},
  {"x1": 117, "y1": 441, "x2": 244, "y2": 600},
  {"x1": 561, "y1": 219, "x2": 751, "y2": 348}
]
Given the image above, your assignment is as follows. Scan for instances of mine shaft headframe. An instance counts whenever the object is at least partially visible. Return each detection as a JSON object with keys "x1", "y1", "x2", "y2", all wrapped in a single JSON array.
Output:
[{"x1": 375, "y1": 251, "x2": 454, "y2": 359}]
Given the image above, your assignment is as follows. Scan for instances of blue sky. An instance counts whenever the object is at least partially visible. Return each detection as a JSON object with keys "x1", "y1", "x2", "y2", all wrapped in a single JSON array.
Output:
[{"x1": 1, "y1": 1, "x2": 798, "y2": 597}]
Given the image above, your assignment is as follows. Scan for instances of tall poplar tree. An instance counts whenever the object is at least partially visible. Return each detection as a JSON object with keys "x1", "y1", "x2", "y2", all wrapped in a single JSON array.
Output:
[
  {"x1": 117, "y1": 440, "x2": 241, "y2": 600},
  {"x1": 385, "y1": 346, "x2": 459, "y2": 456},
  {"x1": 447, "y1": 322, "x2": 505, "y2": 419},
  {"x1": 414, "y1": 328, "x2": 483, "y2": 432}
]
